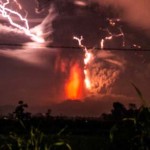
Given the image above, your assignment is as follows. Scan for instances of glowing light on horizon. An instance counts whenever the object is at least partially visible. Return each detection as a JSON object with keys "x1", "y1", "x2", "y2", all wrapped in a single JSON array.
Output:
[{"x1": 0, "y1": 0, "x2": 45, "y2": 43}]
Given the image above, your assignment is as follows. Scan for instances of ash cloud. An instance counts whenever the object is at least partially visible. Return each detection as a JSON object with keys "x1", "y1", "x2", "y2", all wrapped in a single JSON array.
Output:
[
  {"x1": 35, "y1": 0, "x2": 150, "y2": 36},
  {"x1": 88, "y1": 50, "x2": 126, "y2": 95},
  {"x1": 94, "y1": 0, "x2": 150, "y2": 35}
]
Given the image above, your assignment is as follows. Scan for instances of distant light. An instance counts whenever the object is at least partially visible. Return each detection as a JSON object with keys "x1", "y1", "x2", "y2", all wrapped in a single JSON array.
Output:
[{"x1": 74, "y1": 0, "x2": 87, "y2": 7}]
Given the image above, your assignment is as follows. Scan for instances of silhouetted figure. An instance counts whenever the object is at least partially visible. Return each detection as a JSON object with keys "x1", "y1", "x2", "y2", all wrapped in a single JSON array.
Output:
[{"x1": 13, "y1": 100, "x2": 31, "y2": 120}]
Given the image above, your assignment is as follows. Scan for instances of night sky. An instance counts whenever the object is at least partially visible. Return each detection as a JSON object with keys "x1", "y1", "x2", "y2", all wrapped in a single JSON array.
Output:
[{"x1": 0, "y1": 0, "x2": 150, "y2": 116}]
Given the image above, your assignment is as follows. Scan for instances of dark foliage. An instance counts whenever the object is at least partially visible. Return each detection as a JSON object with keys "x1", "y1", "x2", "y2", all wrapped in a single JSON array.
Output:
[{"x1": 0, "y1": 100, "x2": 150, "y2": 150}]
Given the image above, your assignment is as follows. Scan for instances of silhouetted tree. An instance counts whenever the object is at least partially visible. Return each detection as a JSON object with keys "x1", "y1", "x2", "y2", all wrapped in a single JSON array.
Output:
[
  {"x1": 111, "y1": 102, "x2": 127, "y2": 120},
  {"x1": 46, "y1": 109, "x2": 52, "y2": 118},
  {"x1": 127, "y1": 103, "x2": 138, "y2": 117}
]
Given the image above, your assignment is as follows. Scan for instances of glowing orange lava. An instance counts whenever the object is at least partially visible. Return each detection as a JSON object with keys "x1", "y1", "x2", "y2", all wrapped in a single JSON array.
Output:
[{"x1": 65, "y1": 63, "x2": 83, "y2": 99}]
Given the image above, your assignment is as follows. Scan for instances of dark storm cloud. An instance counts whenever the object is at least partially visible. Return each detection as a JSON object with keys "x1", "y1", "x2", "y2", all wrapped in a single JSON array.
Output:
[{"x1": 40, "y1": 0, "x2": 150, "y2": 28}]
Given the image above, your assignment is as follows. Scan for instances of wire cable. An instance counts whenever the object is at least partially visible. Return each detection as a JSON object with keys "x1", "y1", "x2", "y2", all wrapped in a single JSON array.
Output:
[{"x1": 0, "y1": 43, "x2": 150, "y2": 51}]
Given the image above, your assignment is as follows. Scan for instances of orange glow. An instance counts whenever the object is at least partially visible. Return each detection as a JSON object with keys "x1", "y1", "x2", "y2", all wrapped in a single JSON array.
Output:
[
  {"x1": 84, "y1": 70, "x2": 91, "y2": 89},
  {"x1": 65, "y1": 63, "x2": 83, "y2": 99}
]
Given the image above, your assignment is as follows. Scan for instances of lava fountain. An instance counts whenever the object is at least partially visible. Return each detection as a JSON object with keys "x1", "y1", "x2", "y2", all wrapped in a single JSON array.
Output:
[{"x1": 65, "y1": 63, "x2": 83, "y2": 100}]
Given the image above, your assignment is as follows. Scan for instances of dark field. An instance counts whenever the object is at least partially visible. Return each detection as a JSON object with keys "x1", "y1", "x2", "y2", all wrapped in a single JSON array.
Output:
[{"x1": 0, "y1": 100, "x2": 150, "y2": 150}]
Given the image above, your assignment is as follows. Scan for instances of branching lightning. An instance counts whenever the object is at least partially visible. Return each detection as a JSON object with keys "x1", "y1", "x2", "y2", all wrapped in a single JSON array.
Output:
[
  {"x1": 100, "y1": 18, "x2": 125, "y2": 49},
  {"x1": 73, "y1": 19, "x2": 126, "y2": 91},
  {"x1": 72, "y1": 16, "x2": 143, "y2": 96},
  {"x1": 73, "y1": 18, "x2": 128, "y2": 94},
  {"x1": 73, "y1": 36, "x2": 92, "y2": 90},
  {"x1": 0, "y1": 0, "x2": 44, "y2": 43}
]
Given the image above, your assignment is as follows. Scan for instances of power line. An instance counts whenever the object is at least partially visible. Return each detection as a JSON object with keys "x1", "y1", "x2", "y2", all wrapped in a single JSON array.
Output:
[{"x1": 0, "y1": 43, "x2": 150, "y2": 51}]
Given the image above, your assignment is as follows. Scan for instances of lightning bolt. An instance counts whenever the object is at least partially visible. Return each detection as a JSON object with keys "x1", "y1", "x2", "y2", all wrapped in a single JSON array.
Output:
[
  {"x1": 100, "y1": 28, "x2": 125, "y2": 49},
  {"x1": 73, "y1": 19, "x2": 126, "y2": 92},
  {"x1": 73, "y1": 36, "x2": 92, "y2": 90},
  {"x1": 73, "y1": 17, "x2": 142, "y2": 95},
  {"x1": 100, "y1": 18, "x2": 125, "y2": 49},
  {"x1": 100, "y1": 18, "x2": 142, "y2": 49},
  {"x1": 0, "y1": 0, "x2": 44, "y2": 43}
]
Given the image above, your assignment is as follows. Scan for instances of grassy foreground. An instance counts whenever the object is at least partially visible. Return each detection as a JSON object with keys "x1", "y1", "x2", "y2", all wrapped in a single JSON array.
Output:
[{"x1": 0, "y1": 98, "x2": 150, "y2": 150}]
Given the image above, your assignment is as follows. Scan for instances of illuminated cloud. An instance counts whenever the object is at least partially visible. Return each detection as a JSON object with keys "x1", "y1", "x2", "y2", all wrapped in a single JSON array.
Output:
[
  {"x1": 30, "y1": 6, "x2": 57, "y2": 45},
  {"x1": 88, "y1": 50, "x2": 126, "y2": 95},
  {"x1": 0, "y1": 6, "x2": 57, "y2": 65},
  {"x1": 0, "y1": 24, "x2": 31, "y2": 44},
  {"x1": 0, "y1": 47, "x2": 55, "y2": 66}
]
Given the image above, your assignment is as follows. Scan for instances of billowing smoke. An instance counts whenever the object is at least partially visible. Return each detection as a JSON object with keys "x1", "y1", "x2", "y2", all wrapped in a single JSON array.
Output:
[
  {"x1": 94, "y1": 0, "x2": 150, "y2": 34},
  {"x1": 87, "y1": 50, "x2": 126, "y2": 95}
]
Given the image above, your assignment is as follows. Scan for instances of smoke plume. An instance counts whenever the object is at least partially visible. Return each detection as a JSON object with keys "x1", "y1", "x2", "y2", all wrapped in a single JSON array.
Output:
[{"x1": 88, "y1": 50, "x2": 126, "y2": 95}]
